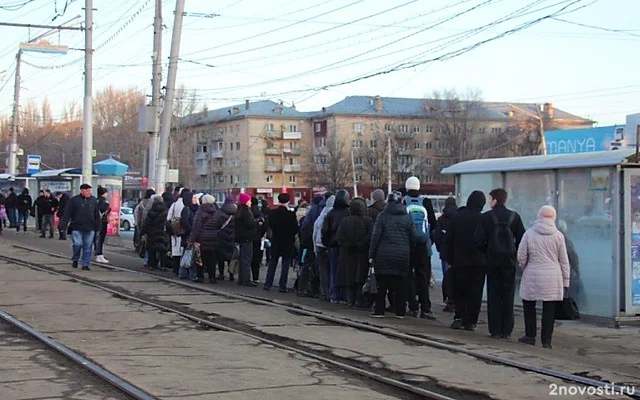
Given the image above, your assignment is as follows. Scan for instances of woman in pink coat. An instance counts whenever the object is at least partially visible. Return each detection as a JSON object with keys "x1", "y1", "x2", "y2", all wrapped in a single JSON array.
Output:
[{"x1": 516, "y1": 205, "x2": 570, "y2": 348}]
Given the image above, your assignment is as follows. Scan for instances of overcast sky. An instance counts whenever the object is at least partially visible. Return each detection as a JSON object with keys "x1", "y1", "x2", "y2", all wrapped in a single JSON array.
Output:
[{"x1": 0, "y1": 0, "x2": 637, "y2": 126}]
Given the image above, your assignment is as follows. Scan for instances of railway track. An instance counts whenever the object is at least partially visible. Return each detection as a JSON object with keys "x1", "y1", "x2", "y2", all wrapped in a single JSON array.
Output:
[{"x1": 5, "y1": 242, "x2": 640, "y2": 399}]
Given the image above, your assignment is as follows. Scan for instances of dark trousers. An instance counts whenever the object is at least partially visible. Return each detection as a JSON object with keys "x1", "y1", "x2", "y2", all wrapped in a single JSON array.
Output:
[
  {"x1": 41, "y1": 215, "x2": 54, "y2": 237},
  {"x1": 148, "y1": 250, "x2": 165, "y2": 269},
  {"x1": 251, "y1": 240, "x2": 263, "y2": 281},
  {"x1": 94, "y1": 224, "x2": 107, "y2": 256},
  {"x1": 523, "y1": 300, "x2": 556, "y2": 344},
  {"x1": 453, "y1": 267, "x2": 486, "y2": 326},
  {"x1": 58, "y1": 226, "x2": 67, "y2": 240},
  {"x1": 237, "y1": 241, "x2": 253, "y2": 285},
  {"x1": 37, "y1": 213, "x2": 43, "y2": 231},
  {"x1": 407, "y1": 243, "x2": 432, "y2": 313},
  {"x1": 216, "y1": 251, "x2": 228, "y2": 277},
  {"x1": 316, "y1": 247, "x2": 330, "y2": 300},
  {"x1": 172, "y1": 256, "x2": 181, "y2": 275},
  {"x1": 7, "y1": 207, "x2": 16, "y2": 227},
  {"x1": 16, "y1": 211, "x2": 28, "y2": 232},
  {"x1": 374, "y1": 275, "x2": 406, "y2": 316},
  {"x1": 486, "y1": 267, "x2": 516, "y2": 336},
  {"x1": 201, "y1": 249, "x2": 217, "y2": 282}
]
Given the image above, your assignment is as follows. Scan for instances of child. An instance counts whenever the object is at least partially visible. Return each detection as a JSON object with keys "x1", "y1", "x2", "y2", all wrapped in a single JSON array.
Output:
[{"x1": 0, "y1": 204, "x2": 7, "y2": 227}]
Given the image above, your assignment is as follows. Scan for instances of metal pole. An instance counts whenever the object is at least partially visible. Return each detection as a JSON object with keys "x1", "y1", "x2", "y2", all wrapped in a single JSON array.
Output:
[
  {"x1": 387, "y1": 134, "x2": 392, "y2": 194},
  {"x1": 8, "y1": 50, "x2": 21, "y2": 177},
  {"x1": 155, "y1": 0, "x2": 185, "y2": 194},
  {"x1": 635, "y1": 125, "x2": 640, "y2": 162},
  {"x1": 81, "y1": 0, "x2": 93, "y2": 185},
  {"x1": 351, "y1": 149, "x2": 358, "y2": 197},
  {"x1": 148, "y1": 0, "x2": 162, "y2": 190},
  {"x1": 0, "y1": 21, "x2": 83, "y2": 30}
]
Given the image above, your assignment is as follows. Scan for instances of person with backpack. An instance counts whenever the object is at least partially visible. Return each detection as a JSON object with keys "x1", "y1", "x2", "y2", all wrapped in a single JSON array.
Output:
[
  {"x1": 402, "y1": 176, "x2": 436, "y2": 320},
  {"x1": 202, "y1": 196, "x2": 236, "y2": 282},
  {"x1": 474, "y1": 188, "x2": 526, "y2": 339},
  {"x1": 444, "y1": 191, "x2": 487, "y2": 331},
  {"x1": 167, "y1": 187, "x2": 187, "y2": 275},
  {"x1": 434, "y1": 196, "x2": 457, "y2": 312},
  {"x1": 189, "y1": 195, "x2": 219, "y2": 282}
]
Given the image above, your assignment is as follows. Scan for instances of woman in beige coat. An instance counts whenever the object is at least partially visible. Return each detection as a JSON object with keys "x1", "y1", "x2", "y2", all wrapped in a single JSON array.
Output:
[{"x1": 516, "y1": 205, "x2": 570, "y2": 348}]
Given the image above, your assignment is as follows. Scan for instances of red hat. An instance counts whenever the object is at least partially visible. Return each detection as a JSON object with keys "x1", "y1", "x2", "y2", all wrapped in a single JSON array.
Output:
[{"x1": 238, "y1": 193, "x2": 251, "y2": 205}]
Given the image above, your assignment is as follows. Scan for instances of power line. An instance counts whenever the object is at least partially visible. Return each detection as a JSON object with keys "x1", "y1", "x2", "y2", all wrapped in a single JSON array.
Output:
[
  {"x1": 551, "y1": 16, "x2": 640, "y2": 38},
  {"x1": 0, "y1": 0, "x2": 36, "y2": 11}
]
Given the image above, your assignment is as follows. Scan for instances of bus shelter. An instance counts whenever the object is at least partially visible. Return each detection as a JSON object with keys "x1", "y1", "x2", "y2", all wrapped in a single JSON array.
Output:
[{"x1": 441, "y1": 149, "x2": 640, "y2": 323}]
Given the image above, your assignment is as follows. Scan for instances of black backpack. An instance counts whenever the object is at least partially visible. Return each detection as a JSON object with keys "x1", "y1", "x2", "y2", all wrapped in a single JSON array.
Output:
[{"x1": 487, "y1": 211, "x2": 516, "y2": 266}]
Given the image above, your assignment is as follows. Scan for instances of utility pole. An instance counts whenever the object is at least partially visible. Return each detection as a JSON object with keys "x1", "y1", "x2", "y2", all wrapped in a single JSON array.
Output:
[
  {"x1": 148, "y1": 0, "x2": 162, "y2": 190},
  {"x1": 8, "y1": 50, "x2": 21, "y2": 178},
  {"x1": 536, "y1": 105, "x2": 547, "y2": 156},
  {"x1": 82, "y1": 0, "x2": 94, "y2": 185},
  {"x1": 155, "y1": 0, "x2": 185, "y2": 193},
  {"x1": 387, "y1": 135, "x2": 392, "y2": 194},
  {"x1": 350, "y1": 149, "x2": 358, "y2": 198}
]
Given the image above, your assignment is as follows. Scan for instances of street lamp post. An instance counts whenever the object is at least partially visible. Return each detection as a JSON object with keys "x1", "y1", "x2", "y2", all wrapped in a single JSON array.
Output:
[{"x1": 51, "y1": 143, "x2": 66, "y2": 168}]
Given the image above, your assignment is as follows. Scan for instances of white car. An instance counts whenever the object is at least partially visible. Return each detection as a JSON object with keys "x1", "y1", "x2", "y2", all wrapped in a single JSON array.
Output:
[{"x1": 120, "y1": 207, "x2": 135, "y2": 231}]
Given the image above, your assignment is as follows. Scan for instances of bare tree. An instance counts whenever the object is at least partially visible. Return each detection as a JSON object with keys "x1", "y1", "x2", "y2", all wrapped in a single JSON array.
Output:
[
  {"x1": 169, "y1": 85, "x2": 200, "y2": 189},
  {"x1": 303, "y1": 137, "x2": 352, "y2": 193}
]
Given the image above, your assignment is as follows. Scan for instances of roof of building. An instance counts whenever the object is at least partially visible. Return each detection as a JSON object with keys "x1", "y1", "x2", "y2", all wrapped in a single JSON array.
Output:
[
  {"x1": 181, "y1": 100, "x2": 312, "y2": 127},
  {"x1": 322, "y1": 96, "x2": 592, "y2": 123},
  {"x1": 441, "y1": 149, "x2": 636, "y2": 175}
]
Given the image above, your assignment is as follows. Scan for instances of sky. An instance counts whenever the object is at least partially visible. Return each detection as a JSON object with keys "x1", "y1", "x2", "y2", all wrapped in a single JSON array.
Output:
[{"x1": 0, "y1": 0, "x2": 638, "y2": 126}]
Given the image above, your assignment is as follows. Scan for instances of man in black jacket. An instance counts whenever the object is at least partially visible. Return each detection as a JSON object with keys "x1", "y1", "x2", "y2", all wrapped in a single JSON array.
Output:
[
  {"x1": 250, "y1": 197, "x2": 267, "y2": 283},
  {"x1": 34, "y1": 190, "x2": 45, "y2": 231},
  {"x1": 55, "y1": 192, "x2": 70, "y2": 240},
  {"x1": 264, "y1": 193, "x2": 298, "y2": 292},
  {"x1": 444, "y1": 191, "x2": 486, "y2": 331},
  {"x1": 60, "y1": 184, "x2": 101, "y2": 270},
  {"x1": 16, "y1": 188, "x2": 32, "y2": 233},
  {"x1": 39, "y1": 190, "x2": 58, "y2": 238},
  {"x1": 6, "y1": 188, "x2": 17, "y2": 228},
  {"x1": 321, "y1": 189, "x2": 351, "y2": 302},
  {"x1": 474, "y1": 188, "x2": 526, "y2": 339}
]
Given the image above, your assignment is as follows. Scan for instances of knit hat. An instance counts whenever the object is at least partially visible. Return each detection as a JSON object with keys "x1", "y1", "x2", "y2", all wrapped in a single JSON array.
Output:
[
  {"x1": 372, "y1": 189, "x2": 385, "y2": 202},
  {"x1": 145, "y1": 189, "x2": 156, "y2": 199},
  {"x1": 97, "y1": 186, "x2": 107, "y2": 197},
  {"x1": 224, "y1": 195, "x2": 235, "y2": 204},
  {"x1": 238, "y1": 193, "x2": 251, "y2": 205},
  {"x1": 201, "y1": 194, "x2": 216, "y2": 205}
]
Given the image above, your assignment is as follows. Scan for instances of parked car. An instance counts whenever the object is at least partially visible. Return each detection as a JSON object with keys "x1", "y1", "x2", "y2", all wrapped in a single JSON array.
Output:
[{"x1": 120, "y1": 207, "x2": 135, "y2": 231}]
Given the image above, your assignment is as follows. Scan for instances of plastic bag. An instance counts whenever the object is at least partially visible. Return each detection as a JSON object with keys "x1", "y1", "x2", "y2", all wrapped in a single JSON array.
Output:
[{"x1": 180, "y1": 249, "x2": 194, "y2": 269}]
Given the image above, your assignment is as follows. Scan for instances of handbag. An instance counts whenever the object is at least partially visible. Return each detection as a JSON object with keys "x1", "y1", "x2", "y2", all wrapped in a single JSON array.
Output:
[
  {"x1": 180, "y1": 248, "x2": 194, "y2": 269},
  {"x1": 555, "y1": 293, "x2": 580, "y2": 320},
  {"x1": 138, "y1": 234, "x2": 147, "y2": 258},
  {"x1": 361, "y1": 266, "x2": 378, "y2": 296},
  {"x1": 228, "y1": 245, "x2": 239, "y2": 274}
]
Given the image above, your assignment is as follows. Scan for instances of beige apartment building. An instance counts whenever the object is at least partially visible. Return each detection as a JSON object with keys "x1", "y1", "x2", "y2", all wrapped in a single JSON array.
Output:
[{"x1": 179, "y1": 96, "x2": 592, "y2": 203}]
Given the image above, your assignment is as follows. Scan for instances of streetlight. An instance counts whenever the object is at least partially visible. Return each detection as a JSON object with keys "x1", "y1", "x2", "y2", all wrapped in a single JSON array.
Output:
[{"x1": 51, "y1": 143, "x2": 66, "y2": 168}]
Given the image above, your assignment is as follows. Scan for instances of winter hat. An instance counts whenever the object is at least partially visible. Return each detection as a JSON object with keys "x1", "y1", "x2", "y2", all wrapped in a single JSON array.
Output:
[
  {"x1": 538, "y1": 205, "x2": 557, "y2": 221},
  {"x1": 144, "y1": 189, "x2": 156, "y2": 199},
  {"x1": 372, "y1": 189, "x2": 385, "y2": 202},
  {"x1": 466, "y1": 190, "x2": 486, "y2": 212},
  {"x1": 387, "y1": 191, "x2": 402, "y2": 204},
  {"x1": 444, "y1": 197, "x2": 457, "y2": 208},
  {"x1": 224, "y1": 196, "x2": 235, "y2": 204},
  {"x1": 238, "y1": 193, "x2": 251, "y2": 205},
  {"x1": 201, "y1": 194, "x2": 216, "y2": 205},
  {"x1": 97, "y1": 186, "x2": 108, "y2": 197},
  {"x1": 278, "y1": 193, "x2": 291, "y2": 204},
  {"x1": 405, "y1": 176, "x2": 420, "y2": 191}
]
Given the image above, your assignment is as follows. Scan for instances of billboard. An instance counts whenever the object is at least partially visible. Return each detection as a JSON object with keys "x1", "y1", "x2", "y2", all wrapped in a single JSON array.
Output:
[{"x1": 545, "y1": 126, "x2": 620, "y2": 155}]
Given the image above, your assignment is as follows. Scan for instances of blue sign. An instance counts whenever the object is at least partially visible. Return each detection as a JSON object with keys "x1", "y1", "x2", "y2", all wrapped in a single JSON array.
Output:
[
  {"x1": 545, "y1": 126, "x2": 618, "y2": 155},
  {"x1": 26, "y1": 154, "x2": 41, "y2": 175}
]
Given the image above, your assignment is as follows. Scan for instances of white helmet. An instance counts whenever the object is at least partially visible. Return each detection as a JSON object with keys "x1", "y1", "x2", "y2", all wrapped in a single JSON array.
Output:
[{"x1": 405, "y1": 176, "x2": 420, "y2": 191}]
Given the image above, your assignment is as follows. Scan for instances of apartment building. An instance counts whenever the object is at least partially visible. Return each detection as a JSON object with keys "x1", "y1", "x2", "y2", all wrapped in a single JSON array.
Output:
[{"x1": 180, "y1": 96, "x2": 592, "y2": 203}]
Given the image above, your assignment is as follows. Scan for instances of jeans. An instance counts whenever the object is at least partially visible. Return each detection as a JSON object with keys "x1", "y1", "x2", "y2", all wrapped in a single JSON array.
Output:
[
  {"x1": 374, "y1": 275, "x2": 406, "y2": 316},
  {"x1": 487, "y1": 266, "x2": 516, "y2": 337},
  {"x1": 264, "y1": 256, "x2": 292, "y2": 291},
  {"x1": 6, "y1": 207, "x2": 16, "y2": 227},
  {"x1": 41, "y1": 215, "x2": 55, "y2": 237},
  {"x1": 329, "y1": 247, "x2": 340, "y2": 301},
  {"x1": 316, "y1": 247, "x2": 330, "y2": 300},
  {"x1": 523, "y1": 300, "x2": 556, "y2": 344},
  {"x1": 16, "y1": 211, "x2": 28, "y2": 232},
  {"x1": 72, "y1": 230, "x2": 95, "y2": 267},
  {"x1": 237, "y1": 241, "x2": 253, "y2": 285},
  {"x1": 143, "y1": 251, "x2": 149, "y2": 266}
]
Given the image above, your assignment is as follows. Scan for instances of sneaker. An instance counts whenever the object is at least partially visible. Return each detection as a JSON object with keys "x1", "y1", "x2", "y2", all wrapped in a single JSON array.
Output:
[
  {"x1": 518, "y1": 336, "x2": 536, "y2": 346},
  {"x1": 490, "y1": 334, "x2": 502, "y2": 339},
  {"x1": 82, "y1": 266, "x2": 90, "y2": 271},
  {"x1": 95, "y1": 255, "x2": 109, "y2": 264},
  {"x1": 407, "y1": 310, "x2": 418, "y2": 318},
  {"x1": 419, "y1": 311, "x2": 436, "y2": 320},
  {"x1": 464, "y1": 324, "x2": 476, "y2": 332},
  {"x1": 542, "y1": 342, "x2": 552, "y2": 349},
  {"x1": 450, "y1": 319, "x2": 463, "y2": 330},
  {"x1": 72, "y1": 261, "x2": 78, "y2": 269},
  {"x1": 369, "y1": 313, "x2": 384, "y2": 318}
]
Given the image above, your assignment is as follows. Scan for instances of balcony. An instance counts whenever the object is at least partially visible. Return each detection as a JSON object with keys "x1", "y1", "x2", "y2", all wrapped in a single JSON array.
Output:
[
  {"x1": 282, "y1": 131, "x2": 302, "y2": 140},
  {"x1": 284, "y1": 164, "x2": 302, "y2": 173},
  {"x1": 265, "y1": 165, "x2": 281, "y2": 172},
  {"x1": 395, "y1": 131, "x2": 415, "y2": 140},
  {"x1": 283, "y1": 148, "x2": 302, "y2": 156},
  {"x1": 398, "y1": 148, "x2": 413, "y2": 156},
  {"x1": 396, "y1": 164, "x2": 415, "y2": 173},
  {"x1": 211, "y1": 150, "x2": 223, "y2": 158},
  {"x1": 264, "y1": 131, "x2": 279, "y2": 139},
  {"x1": 195, "y1": 152, "x2": 209, "y2": 161},
  {"x1": 210, "y1": 165, "x2": 223, "y2": 174},
  {"x1": 264, "y1": 148, "x2": 280, "y2": 155},
  {"x1": 211, "y1": 133, "x2": 223, "y2": 141}
]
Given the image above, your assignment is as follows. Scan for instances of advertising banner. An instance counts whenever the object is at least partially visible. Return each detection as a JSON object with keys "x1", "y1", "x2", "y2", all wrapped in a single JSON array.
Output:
[{"x1": 629, "y1": 175, "x2": 640, "y2": 307}]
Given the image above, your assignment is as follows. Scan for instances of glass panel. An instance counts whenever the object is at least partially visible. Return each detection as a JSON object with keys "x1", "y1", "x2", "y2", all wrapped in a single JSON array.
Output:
[
  {"x1": 557, "y1": 168, "x2": 615, "y2": 317},
  {"x1": 505, "y1": 171, "x2": 555, "y2": 228},
  {"x1": 458, "y1": 173, "x2": 503, "y2": 211}
]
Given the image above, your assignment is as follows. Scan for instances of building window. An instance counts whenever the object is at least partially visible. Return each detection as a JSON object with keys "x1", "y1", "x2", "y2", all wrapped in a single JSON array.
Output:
[
  {"x1": 478, "y1": 127, "x2": 486, "y2": 134},
  {"x1": 425, "y1": 175, "x2": 433, "y2": 183},
  {"x1": 229, "y1": 142, "x2": 234, "y2": 151},
  {"x1": 315, "y1": 123, "x2": 321, "y2": 133},
  {"x1": 216, "y1": 142, "x2": 223, "y2": 151},
  {"x1": 288, "y1": 124, "x2": 298, "y2": 132},
  {"x1": 413, "y1": 125, "x2": 420, "y2": 133},
  {"x1": 355, "y1": 174, "x2": 361, "y2": 183},
  {"x1": 266, "y1": 123, "x2": 274, "y2": 132},
  {"x1": 352, "y1": 140, "x2": 363, "y2": 149},
  {"x1": 399, "y1": 124, "x2": 409, "y2": 133},
  {"x1": 316, "y1": 155, "x2": 327, "y2": 164},
  {"x1": 289, "y1": 141, "x2": 298, "y2": 149},
  {"x1": 266, "y1": 175, "x2": 274, "y2": 183},
  {"x1": 425, "y1": 142, "x2": 433, "y2": 150},
  {"x1": 268, "y1": 157, "x2": 275, "y2": 165},
  {"x1": 491, "y1": 127, "x2": 502, "y2": 134},
  {"x1": 426, "y1": 125, "x2": 434, "y2": 133},
  {"x1": 440, "y1": 159, "x2": 446, "y2": 166},
  {"x1": 235, "y1": 175, "x2": 240, "y2": 184},
  {"x1": 400, "y1": 142, "x2": 409, "y2": 150},
  {"x1": 196, "y1": 144, "x2": 208, "y2": 153},
  {"x1": 353, "y1": 123, "x2": 363, "y2": 133},
  {"x1": 384, "y1": 123, "x2": 392, "y2": 132},
  {"x1": 370, "y1": 140, "x2": 378, "y2": 148},
  {"x1": 425, "y1": 159, "x2": 432, "y2": 166},
  {"x1": 236, "y1": 124, "x2": 240, "y2": 133},
  {"x1": 413, "y1": 141, "x2": 421, "y2": 150},
  {"x1": 354, "y1": 156, "x2": 363, "y2": 166},
  {"x1": 236, "y1": 142, "x2": 240, "y2": 151},
  {"x1": 289, "y1": 175, "x2": 297, "y2": 184},
  {"x1": 368, "y1": 157, "x2": 378, "y2": 166},
  {"x1": 370, "y1": 174, "x2": 378, "y2": 182},
  {"x1": 318, "y1": 137, "x2": 326, "y2": 147}
]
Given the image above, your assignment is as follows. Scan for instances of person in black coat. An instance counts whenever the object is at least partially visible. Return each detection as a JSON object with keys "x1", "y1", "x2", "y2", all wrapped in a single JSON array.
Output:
[
  {"x1": 235, "y1": 193, "x2": 258, "y2": 287},
  {"x1": 141, "y1": 195, "x2": 169, "y2": 269},
  {"x1": 264, "y1": 193, "x2": 298, "y2": 292},
  {"x1": 38, "y1": 190, "x2": 58, "y2": 239},
  {"x1": 250, "y1": 197, "x2": 267, "y2": 283},
  {"x1": 336, "y1": 198, "x2": 374, "y2": 308},
  {"x1": 443, "y1": 191, "x2": 486, "y2": 331},
  {"x1": 5, "y1": 188, "x2": 17, "y2": 228},
  {"x1": 55, "y1": 192, "x2": 70, "y2": 240},
  {"x1": 368, "y1": 192, "x2": 421, "y2": 318},
  {"x1": 202, "y1": 197, "x2": 236, "y2": 281},
  {"x1": 474, "y1": 188, "x2": 526, "y2": 339},
  {"x1": 434, "y1": 197, "x2": 458, "y2": 312},
  {"x1": 367, "y1": 189, "x2": 386, "y2": 223},
  {"x1": 321, "y1": 189, "x2": 351, "y2": 302},
  {"x1": 34, "y1": 190, "x2": 45, "y2": 231},
  {"x1": 94, "y1": 186, "x2": 111, "y2": 264},
  {"x1": 189, "y1": 194, "x2": 218, "y2": 283},
  {"x1": 16, "y1": 188, "x2": 33, "y2": 233},
  {"x1": 179, "y1": 191, "x2": 200, "y2": 281}
]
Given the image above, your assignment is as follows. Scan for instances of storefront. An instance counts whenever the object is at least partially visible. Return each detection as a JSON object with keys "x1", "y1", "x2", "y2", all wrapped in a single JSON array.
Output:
[{"x1": 442, "y1": 149, "x2": 640, "y2": 322}]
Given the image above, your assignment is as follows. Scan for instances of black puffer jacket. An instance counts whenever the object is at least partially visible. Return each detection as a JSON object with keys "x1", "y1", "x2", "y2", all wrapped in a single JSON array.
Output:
[
  {"x1": 369, "y1": 202, "x2": 419, "y2": 277},
  {"x1": 367, "y1": 200, "x2": 386, "y2": 223},
  {"x1": 142, "y1": 202, "x2": 170, "y2": 252},
  {"x1": 336, "y1": 198, "x2": 374, "y2": 286},
  {"x1": 179, "y1": 192, "x2": 199, "y2": 248},
  {"x1": 434, "y1": 202, "x2": 458, "y2": 256},
  {"x1": 201, "y1": 203, "x2": 236, "y2": 260},
  {"x1": 189, "y1": 203, "x2": 217, "y2": 244},
  {"x1": 443, "y1": 190, "x2": 486, "y2": 268},
  {"x1": 321, "y1": 189, "x2": 350, "y2": 248},
  {"x1": 235, "y1": 204, "x2": 258, "y2": 243}
]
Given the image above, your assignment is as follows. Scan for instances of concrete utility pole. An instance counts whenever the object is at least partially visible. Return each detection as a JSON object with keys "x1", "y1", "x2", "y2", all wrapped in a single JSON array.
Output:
[
  {"x1": 155, "y1": 0, "x2": 185, "y2": 193},
  {"x1": 81, "y1": 0, "x2": 94, "y2": 185},
  {"x1": 387, "y1": 135, "x2": 392, "y2": 195},
  {"x1": 8, "y1": 50, "x2": 22, "y2": 178},
  {"x1": 148, "y1": 0, "x2": 163, "y2": 190},
  {"x1": 350, "y1": 149, "x2": 358, "y2": 198}
]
